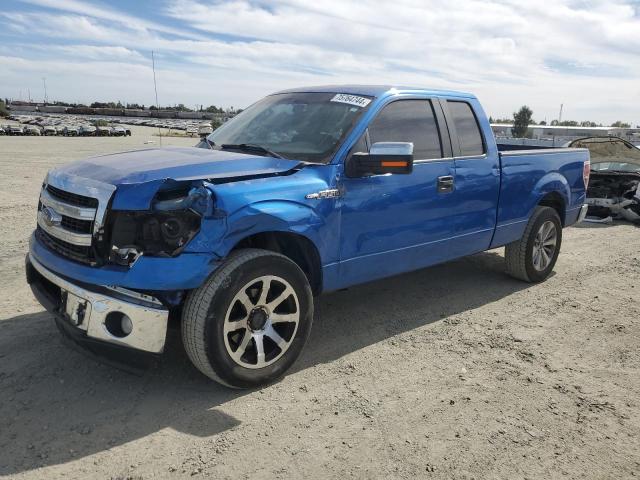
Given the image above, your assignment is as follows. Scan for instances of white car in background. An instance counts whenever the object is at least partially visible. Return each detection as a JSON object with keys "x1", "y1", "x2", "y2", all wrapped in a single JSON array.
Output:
[
  {"x1": 24, "y1": 125, "x2": 41, "y2": 136},
  {"x1": 79, "y1": 125, "x2": 97, "y2": 136}
]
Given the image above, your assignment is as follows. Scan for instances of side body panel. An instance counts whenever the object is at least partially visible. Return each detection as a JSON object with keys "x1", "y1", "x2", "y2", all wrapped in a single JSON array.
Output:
[
  {"x1": 490, "y1": 149, "x2": 588, "y2": 248},
  {"x1": 336, "y1": 158, "x2": 458, "y2": 288},
  {"x1": 335, "y1": 93, "x2": 459, "y2": 289},
  {"x1": 442, "y1": 98, "x2": 501, "y2": 259}
]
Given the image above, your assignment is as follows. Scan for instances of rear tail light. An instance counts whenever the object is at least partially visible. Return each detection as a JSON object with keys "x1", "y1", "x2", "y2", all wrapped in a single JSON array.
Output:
[{"x1": 583, "y1": 160, "x2": 590, "y2": 188}]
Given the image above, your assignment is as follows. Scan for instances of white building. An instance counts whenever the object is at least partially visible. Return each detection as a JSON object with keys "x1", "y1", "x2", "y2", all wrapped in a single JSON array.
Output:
[
  {"x1": 491, "y1": 123, "x2": 640, "y2": 142},
  {"x1": 491, "y1": 124, "x2": 640, "y2": 147}
]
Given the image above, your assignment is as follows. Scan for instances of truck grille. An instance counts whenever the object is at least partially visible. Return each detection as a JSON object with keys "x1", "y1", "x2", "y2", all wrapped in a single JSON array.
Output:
[
  {"x1": 35, "y1": 227, "x2": 95, "y2": 264},
  {"x1": 37, "y1": 184, "x2": 100, "y2": 264},
  {"x1": 60, "y1": 216, "x2": 93, "y2": 234},
  {"x1": 46, "y1": 185, "x2": 98, "y2": 208}
]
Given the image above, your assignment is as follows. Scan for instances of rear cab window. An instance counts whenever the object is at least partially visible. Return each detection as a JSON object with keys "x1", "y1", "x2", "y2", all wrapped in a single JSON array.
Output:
[{"x1": 447, "y1": 100, "x2": 485, "y2": 157}]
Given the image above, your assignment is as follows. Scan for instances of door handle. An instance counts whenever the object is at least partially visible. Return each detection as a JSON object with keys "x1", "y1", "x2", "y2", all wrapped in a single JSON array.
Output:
[{"x1": 437, "y1": 175, "x2": 454, "y2": 193}]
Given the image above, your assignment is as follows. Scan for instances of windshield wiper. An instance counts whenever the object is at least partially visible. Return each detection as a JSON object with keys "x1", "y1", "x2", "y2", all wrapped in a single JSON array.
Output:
[{"x1": 220, "y1": 143, "x2": 285, "y2": 159}]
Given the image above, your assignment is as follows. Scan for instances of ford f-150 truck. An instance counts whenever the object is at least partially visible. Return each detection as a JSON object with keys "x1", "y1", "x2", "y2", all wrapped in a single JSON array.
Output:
[{"x1": 26, "y1": 85, "x2": 590, "y2": 388}]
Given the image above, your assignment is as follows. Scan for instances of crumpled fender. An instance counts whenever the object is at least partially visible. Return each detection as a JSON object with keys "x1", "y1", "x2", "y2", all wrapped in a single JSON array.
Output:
[
  {"x1": 112, "y1": 179, "x2": 172, "y2": 210},
  {"x1": 211, "y1": 199, "x2": 326, "y2": 258},
  {"x1": 111, "y1": 178, "x2": 217, "y2": 212}
]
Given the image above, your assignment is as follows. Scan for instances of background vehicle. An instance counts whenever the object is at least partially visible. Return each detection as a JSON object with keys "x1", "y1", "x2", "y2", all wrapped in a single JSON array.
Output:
[
  {"x1": 569, "y1": 136, "x2": 640, "y2": 223},
  {"x1": 111, "y1": 126, "x2": 126, "y2": 136},
  {"x1": 197, "y1": 122, "x2": 213, "y2": 137},
  {"x1": 24, "y1": 125, "x2": 41, "y2": 136},
  {"x1": 26, "y1": 85, "x2": 589, "y2": 388},
  {"x1": 79, "y1": 125, "x2": 96, "y2": 136},
  {"x1": 63, "y1": 126, "x2": 79, "y2": 136},
  {"x1": 8, "y1": 125, "x2": 24, "y2": 135}
]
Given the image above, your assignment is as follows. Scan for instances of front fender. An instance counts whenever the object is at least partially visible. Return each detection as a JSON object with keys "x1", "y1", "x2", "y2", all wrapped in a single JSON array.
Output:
[{"x1": 213, "y1": 199, "x2": 330, "y2": 260}]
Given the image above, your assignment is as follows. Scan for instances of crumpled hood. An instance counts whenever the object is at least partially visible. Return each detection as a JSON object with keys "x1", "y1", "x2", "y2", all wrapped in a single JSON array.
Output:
[
  {"x1": 569, "y1": 137, "x2": 640, "y2": 167},
  {"x1": 53, "y1": 146, "x2": 303, "y2": 186}
]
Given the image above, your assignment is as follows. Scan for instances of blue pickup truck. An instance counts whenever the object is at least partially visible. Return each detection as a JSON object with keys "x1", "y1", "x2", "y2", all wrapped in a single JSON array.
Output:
[{"x1": 26, "y1": 85, "x2": 590, "y2": 388}]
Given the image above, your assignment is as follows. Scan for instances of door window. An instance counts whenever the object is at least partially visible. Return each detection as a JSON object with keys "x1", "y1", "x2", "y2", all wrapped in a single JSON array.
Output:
[{"x1": 368, "y1": 100, "x2": 443, "y2": 160}]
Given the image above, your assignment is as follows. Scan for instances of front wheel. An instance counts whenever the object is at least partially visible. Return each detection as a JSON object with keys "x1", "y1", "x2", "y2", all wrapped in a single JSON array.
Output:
[
  {"x1": 181, "y1": 249, "x2": 313, "y2": 388},
  {"x1": 505, "y1": 206, "x2": 562, "y2": 283}
]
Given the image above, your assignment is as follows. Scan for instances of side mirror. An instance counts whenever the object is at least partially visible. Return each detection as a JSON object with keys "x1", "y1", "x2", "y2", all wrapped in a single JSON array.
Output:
[{"x1": 346, "y1": 142, "x2": 414, "y2": 178}]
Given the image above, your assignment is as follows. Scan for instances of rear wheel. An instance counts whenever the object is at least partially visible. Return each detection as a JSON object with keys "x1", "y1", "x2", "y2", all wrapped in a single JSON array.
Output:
[
  {"x1": 181, "y1": 249, "x2": 313, "y2": 388},
  {"x1": 505, "y1": 206, "x2": 562, "y2": 282}
]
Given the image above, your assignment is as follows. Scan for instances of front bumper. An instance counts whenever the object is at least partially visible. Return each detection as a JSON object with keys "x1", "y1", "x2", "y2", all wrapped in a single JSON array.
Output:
[
  {"x1": 26, "y1": 253, "x2": 169, "y2": 355},
  {"x1": 30, "y1": 231, "x2": 219, "y2": 291}
]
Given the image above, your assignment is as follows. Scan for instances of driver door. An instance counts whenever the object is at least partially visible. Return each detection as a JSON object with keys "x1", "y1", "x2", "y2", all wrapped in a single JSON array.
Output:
[{"x1": 337, "y1": 98, "x2": 458, "y2": 289}]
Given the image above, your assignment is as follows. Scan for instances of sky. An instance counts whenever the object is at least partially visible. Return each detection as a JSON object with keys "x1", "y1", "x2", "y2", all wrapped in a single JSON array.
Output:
[{"x1": 0, "y1": 0, "x2": 639, "y2": 125}]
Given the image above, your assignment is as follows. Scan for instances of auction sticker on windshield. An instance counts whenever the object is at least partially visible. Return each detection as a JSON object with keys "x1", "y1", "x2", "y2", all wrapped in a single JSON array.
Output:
[{"x1": 330, "y1": 94, "x2": 371, "y2": 108}]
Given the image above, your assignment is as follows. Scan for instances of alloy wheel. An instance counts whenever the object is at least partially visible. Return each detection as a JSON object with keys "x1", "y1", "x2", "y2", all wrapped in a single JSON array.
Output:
[
  {"x1": 223, "y1": 275, "x2": 300, "y2": 369},
  {"x1": 532, "y1": 220, "x2": 557, "y2": 271}
]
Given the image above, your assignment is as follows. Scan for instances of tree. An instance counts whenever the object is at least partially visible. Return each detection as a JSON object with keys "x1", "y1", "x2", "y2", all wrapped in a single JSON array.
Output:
[
  {"x1": 512, "y1": 105, "x2": 533, "y2": 137},
  {"x1": 539, "y1": 120, "x2": 547, "y2": 126},
  {"x1": 490, "y1": 117, "x2": 513, "y2": 124},
  {"x1": 211, "y1": 118, "x2": 222, "y2": 130},
  {"x1": 611, "y1": 120, "x2": 631, "y2": 128},
  {"x1": 90, "y1": 101, "x2": 120, "y2": 109},
  {"x1": 0, "y1": 99, "x2": 8, "y2": 117}
]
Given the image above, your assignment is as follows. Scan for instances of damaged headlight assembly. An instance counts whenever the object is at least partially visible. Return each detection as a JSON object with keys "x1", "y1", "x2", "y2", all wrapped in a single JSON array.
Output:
[{"x1": 109, "y1": 185, "x2": 210, "y2": 266}]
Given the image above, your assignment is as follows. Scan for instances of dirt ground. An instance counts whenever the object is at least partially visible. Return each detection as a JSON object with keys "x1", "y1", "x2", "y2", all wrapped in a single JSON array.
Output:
[{"x1": 1, "y1": 127, "x2": 639, "y2": 479}]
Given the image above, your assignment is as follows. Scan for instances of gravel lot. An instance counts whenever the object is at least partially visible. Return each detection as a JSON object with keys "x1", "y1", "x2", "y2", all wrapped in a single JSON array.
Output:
[{"x1": 1, "y1": 127, "x2": 639, "y2": 479}]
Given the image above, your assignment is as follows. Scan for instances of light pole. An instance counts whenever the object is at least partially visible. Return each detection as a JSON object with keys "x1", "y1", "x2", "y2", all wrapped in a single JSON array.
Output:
[{"x1": 42, "y1": 77, "x2": 48, "y2": 104}]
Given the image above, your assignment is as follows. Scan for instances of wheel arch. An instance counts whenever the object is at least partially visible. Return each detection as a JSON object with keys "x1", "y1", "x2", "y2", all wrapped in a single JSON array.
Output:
[
  {"x1": 532, "y1": 172, "x2": 570, "y2": 226},
  {"x1": 538, "y1": 191, "x2": 566, "y2": 225},
  {"x1": 230, "y1": 231, "x2": 323, "y2": 296}
]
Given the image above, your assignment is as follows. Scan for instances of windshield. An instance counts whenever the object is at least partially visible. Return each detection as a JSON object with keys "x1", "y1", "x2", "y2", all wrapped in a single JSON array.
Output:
[
  {"x1": 592, "y1": 162, "x2": 640, "y2": 173},
  {"x1": 207, "y1": 92, "x2": 373, "y2": 163}
]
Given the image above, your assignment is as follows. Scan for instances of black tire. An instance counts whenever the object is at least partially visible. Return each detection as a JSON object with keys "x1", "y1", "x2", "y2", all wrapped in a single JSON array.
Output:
[
  {"x1": 505, "y1": 206, "x2": 562, "y2": 283},
  {"x1": 181, "y1": 248, "x2": 314, "y2": 388}
]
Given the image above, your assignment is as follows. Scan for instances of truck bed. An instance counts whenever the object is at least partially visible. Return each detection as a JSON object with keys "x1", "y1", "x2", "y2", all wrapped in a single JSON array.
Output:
[
  {"x1": 490, "y1": 146, "x2": 589, "y2": 248},
  {"x1": 496, "y1": 142, "x2": 568, "y2": 152}
]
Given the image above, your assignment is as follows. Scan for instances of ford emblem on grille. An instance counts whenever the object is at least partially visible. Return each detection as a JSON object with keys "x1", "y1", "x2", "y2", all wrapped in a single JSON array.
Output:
[{"x1": 41, "y1": 206, "x2": 62, "y2": 227}]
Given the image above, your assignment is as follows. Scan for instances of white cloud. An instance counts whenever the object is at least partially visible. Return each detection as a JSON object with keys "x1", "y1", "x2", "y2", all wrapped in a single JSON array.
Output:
[
  {"x1": 17, "y1": 0, "x2": 208, "y2": 39},
  {"x1": 1, "y1": 0, "x2": 639, "y2": 124}
]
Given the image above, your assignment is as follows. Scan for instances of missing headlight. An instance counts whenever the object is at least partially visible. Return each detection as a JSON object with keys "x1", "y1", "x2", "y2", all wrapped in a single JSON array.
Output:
[
  {"x1": 108, "y1": 185, "x2": 209, "y2": 265},
  {"x1": 109, "y1": 209, "x2": 202, "y2": 263}
]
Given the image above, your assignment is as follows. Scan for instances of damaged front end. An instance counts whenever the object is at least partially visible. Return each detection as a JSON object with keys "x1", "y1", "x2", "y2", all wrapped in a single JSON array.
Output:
[
  {"x1": 108, "y1": 182, "x2": 213, "y2": 266},
  {"x1": 569, "y1": 137, "x2": 640, "y2": 224}
]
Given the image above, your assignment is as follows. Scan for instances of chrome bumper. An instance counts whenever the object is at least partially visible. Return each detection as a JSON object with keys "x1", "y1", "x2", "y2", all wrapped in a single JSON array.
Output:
[
  {"x1": 577, "y1": 203, "x2": 589, "y2": 224},
  {"x1": 28, "y1": 253, "x2": 168, "y2": 353}
]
